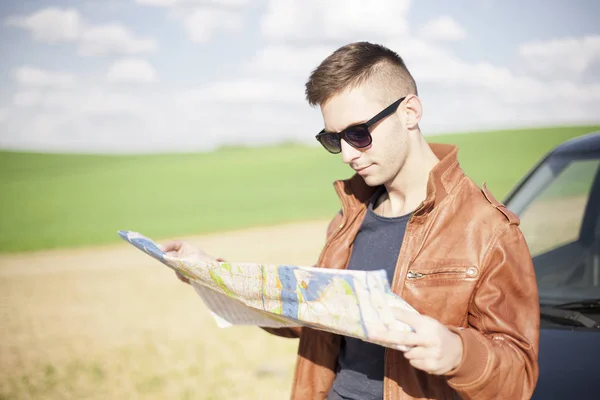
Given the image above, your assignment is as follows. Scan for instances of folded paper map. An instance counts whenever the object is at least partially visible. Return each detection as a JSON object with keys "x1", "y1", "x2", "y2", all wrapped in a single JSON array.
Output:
[{"x1": 118, "y1": 230, "x2": 418, "y2": 349}]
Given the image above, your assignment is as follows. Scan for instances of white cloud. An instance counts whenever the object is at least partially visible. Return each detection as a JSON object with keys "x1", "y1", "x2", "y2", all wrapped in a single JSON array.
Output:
[
  {"x1": 135, "y1": 0, "x2": 250, "y2": 7},
  {"x1": 73, "y1": 89, "x2": 148, "y2": 116},
  {"x1": 2, "y1": 2, "x2": 600, "y2": 154},
  {"x1": 106, "y1": 59, "x2": 158, "y2": 84},
  {"x1": 1, "y1": 79, "x2": 320, "y2": 153},
  {"x1": 239, "y1": 38, "x2": 600, "y2": 134},
  {"x1": 135, "y1": 0, "x2": 249, "y2": 42},
  {"x1": 244, "y1": 39, "x2": 457, "y2": 87},
  {"x1": 417, "y1": 16, "x2": 466, "y2": 41},
  {"x1": 384, "y1": 38, "x2": 600, "y2": 105},
  {"x1": 4, "y1": 60, "x2": 599, "y2": 153},
  {"x1": 249, "y1": 40, "x2": 600, "y2": 118},
  {"x1": 205, "y1": 0, "x2": 250, "y2": 6},
  {"x1": 135, "y1": 0, "x2": 175, "y2": 5},
  {"x1": 361, "y1": 37, "x2": 451, "y2": 78},
  {"x1": 519, "y1": 35, "x2": 600, "y2": 80},
  {"x1": 0, "y1": 110, "x2": 136, "y2": 153},
  {"x1": 245, "y1": 44, "x2": 336, "y2": 77},
  {"x1": 13, "y1": 91, "x2": 43, "y2": 107},
  {"x1": 35, "y1": 91, "x2": 81, "y2": 110},
  {"x1": 13, "y1": 66, "x2": 77, "y2": 88},
  {"x1": 182, "y1": 8, "x2": 243, "y2": 42},
  {"x1": 261, "y1": 0, "x2": 411, "y2": 42},
  {"x1": 420, "y1": 86, "x2": 600, "y2": 134},
  {"x1": 78, "y1": 24, "x2": 157, "y2": 56},
  {"x1": 6, "y1": 7, "x2": 157, "y2": 57},
  {"x1": 178, "y1": 79, "x2": 305, "y2": 105},
  {"x1": 12, "y1": 86, "x2": 148, "y2": 116},
  {"x1": 6, "y1": 7, "x2": 81, "y2": 42}
]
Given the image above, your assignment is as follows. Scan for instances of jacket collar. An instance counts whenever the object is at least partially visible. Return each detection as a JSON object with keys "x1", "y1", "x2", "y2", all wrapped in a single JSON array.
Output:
[{"x1": 333, "y1": 143, "x2": 465, "y2": 215}]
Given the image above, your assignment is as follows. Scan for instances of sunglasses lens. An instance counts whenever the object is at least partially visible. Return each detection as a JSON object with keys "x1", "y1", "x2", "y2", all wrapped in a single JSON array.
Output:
[
  {"x1": 344, "y1": 127, "x2": 372, "y2": 149},
  {"x1": 317, "y1": 133, "x2": 342, "y2": 154}
]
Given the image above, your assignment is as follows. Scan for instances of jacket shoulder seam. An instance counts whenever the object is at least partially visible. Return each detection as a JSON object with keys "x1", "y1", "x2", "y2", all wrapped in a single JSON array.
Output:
[{"x1": 481, "y1": 183, "x2": 520, "y2": 225}]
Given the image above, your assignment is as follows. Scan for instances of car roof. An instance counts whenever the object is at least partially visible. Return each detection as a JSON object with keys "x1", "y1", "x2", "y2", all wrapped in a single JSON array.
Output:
[{"x1": 551, "y1": 131, "x2": 600, "y2": 156}]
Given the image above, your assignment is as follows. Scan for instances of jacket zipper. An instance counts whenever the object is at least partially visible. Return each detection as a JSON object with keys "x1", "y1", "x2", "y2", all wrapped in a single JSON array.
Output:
[{"x1": 406, "y1": 267, "x2": 478, "y2": 280}]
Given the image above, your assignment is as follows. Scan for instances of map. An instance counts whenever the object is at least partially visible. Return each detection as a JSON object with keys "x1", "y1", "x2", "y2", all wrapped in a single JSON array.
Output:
[{"x1": 118, "y1": 230, "x2": 418, "y2": 349}]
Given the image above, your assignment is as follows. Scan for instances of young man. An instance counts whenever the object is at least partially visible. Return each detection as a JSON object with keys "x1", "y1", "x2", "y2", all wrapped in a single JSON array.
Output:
[{"x1": 164, "y1": 42, "x2": 540, "y2": 400}]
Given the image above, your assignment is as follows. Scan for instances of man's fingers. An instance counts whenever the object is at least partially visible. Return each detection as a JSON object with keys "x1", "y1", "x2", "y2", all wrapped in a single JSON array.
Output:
[
  {"x1": 392, "y1": 331, "x2": 430, "y2": 349},
  {"x1": 392, "y1": 308, "x2": 428, "y2": 330},
  {"x1": 403, "y1": 345, "x2": 442, "y2": 361},
  {"x1": 391, "y1": 309, "x2": 441, "y2": 350}
]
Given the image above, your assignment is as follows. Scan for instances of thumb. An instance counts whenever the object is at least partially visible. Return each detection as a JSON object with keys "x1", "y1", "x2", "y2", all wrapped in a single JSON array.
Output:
[{"x1": 161, "y1": 240, "x2": 182, "y2": 253}]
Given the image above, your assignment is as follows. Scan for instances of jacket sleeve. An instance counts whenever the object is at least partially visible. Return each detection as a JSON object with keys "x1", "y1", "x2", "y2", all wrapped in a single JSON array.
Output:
[
  {"x1": 444, "y1": 223, "x2": 540, "y2": 400},
  {"x1": 260, "y1": 211, "x2": 344, "y2": 340}
]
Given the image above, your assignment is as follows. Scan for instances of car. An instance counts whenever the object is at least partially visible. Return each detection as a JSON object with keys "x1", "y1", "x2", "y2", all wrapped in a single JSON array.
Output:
[{"x1": 502, "y1": 131, "x2": 600, "y2": 399}]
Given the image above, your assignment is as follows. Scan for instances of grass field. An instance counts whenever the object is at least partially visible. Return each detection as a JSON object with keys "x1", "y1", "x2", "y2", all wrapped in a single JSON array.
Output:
[{"x1": 1, "y1": 125, "x2": 598, "y2": 253}]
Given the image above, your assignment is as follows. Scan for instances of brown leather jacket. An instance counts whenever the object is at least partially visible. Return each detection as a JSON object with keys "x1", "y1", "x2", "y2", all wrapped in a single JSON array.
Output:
[{"x1": 263, "y1": 143, "x2": 540, "y2": 400}]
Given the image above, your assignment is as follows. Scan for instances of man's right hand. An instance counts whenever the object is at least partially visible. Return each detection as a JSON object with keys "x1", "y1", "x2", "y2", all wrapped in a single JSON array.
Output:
[{"x1": 160, "y1": 240, "x2": 218, "y2": 285}]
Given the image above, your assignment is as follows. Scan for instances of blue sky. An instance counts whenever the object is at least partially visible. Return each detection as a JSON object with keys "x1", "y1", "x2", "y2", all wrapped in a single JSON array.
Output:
[{"x1": 1, "y1": 0, "x2": 599, "y2": 153}]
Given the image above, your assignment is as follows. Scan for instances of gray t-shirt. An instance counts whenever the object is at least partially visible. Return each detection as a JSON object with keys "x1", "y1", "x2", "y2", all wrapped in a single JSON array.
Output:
[{"x1": 328, "y1": 189, "x2": 411, "y2": 400}]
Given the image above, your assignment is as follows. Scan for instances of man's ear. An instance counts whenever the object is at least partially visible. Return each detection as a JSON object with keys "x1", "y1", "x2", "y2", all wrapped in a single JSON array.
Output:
[{"x1": 403, "y1": 95, "x2": 423, "y2": 129}]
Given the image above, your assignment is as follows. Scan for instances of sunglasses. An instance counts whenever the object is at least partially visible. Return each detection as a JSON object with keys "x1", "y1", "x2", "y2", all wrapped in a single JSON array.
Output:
[{"x1": 315, "y1": 97, "x2": 406, "y2": 154}]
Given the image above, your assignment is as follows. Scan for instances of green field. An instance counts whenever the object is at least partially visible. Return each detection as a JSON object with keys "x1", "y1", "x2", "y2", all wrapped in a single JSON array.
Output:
[{"x1": 1, "y1": 125, "x2": 598, "y2": 253}]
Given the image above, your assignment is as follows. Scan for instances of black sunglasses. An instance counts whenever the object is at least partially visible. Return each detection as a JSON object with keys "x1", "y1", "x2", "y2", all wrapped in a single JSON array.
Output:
[{"x1": 315, "y1": 97, "x2": 406, "y2": 154}]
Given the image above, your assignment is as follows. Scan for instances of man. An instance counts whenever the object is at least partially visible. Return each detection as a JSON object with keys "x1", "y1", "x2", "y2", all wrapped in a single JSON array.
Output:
[{"x1": 164, "y1": 42, "x2": 540, "y2": 399}]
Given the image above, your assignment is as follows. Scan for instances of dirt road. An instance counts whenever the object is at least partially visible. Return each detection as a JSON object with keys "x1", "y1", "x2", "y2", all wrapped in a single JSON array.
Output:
[{"x1": 0, "y1": 220, "x2": 330, "y2": 400}]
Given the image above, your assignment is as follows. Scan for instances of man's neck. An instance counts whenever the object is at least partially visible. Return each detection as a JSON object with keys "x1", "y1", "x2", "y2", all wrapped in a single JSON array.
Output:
[{"x1": 379, "y1": 137, "x2": 440, "y2": 218}]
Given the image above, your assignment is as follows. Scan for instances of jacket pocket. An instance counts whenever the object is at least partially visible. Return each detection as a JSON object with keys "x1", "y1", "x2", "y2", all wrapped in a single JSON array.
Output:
[{"x1": 403, "y1": 262, "x2": 480, "y2": 325}]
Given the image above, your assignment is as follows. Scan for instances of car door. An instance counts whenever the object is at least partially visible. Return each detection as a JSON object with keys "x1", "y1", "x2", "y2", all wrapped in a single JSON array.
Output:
[{"x1": 505, "y1": 149, "x2": 600, "y2": 399}]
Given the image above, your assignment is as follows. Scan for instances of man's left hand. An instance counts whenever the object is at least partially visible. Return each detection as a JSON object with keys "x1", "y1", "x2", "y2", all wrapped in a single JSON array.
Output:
[{"x1": 390, "y1": 308, "x2": 463, "y2": 375}]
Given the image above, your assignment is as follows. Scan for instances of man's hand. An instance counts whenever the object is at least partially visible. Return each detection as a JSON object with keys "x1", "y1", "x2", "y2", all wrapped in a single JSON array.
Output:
[
  {"x1": 391, "y1": 308, "x2": 463, "y2": 375},
  {"x1": 160, "y1": 240, "x2": 218, "y2": 285}
]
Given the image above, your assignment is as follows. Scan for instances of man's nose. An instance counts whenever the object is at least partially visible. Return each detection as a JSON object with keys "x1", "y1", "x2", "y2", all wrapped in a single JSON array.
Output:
[{"x1": 341, "y1": 140, "x2": 361, "y2": 164}]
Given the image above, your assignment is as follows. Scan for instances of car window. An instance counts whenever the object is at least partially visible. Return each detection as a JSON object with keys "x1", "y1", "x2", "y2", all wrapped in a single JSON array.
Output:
[
  {"x1": 506, "y1": 154, "x2": 600, "y2": 304},
  {"x1": 518, "y1": 158, "x2": 599, "y2": 256}
]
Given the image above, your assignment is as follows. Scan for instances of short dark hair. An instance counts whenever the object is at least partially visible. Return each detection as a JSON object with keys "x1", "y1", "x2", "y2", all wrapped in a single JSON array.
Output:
[{"x1": 305, "y1": 41, "x2": 418, "y2": 106}]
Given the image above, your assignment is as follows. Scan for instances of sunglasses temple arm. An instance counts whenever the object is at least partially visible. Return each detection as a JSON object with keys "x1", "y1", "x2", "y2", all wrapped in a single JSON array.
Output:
[{"x1": 365, "y1": 97, "x2": 405, "y2": 127}]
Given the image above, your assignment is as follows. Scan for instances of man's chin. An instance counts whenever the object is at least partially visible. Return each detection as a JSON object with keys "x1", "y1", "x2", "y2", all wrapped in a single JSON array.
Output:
[{"x1": 360, "y1": 174, "x2": 384, "y2": 187}]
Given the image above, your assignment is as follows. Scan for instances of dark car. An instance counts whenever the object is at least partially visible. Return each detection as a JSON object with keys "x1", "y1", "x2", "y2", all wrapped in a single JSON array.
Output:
[{"x1": 502, "y1": 131, "x2": 600, "y2": 399}]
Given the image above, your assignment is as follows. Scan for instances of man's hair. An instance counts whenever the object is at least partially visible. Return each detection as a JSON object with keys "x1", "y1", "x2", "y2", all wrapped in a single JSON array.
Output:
[{"x1": 305, "y1": 41, "x2": 418, "y2": 107}]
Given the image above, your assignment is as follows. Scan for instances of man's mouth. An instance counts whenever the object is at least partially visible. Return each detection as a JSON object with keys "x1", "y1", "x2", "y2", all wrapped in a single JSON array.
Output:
[{"x1": 354, "y1": 164, "x2": 372, "y2": 173}]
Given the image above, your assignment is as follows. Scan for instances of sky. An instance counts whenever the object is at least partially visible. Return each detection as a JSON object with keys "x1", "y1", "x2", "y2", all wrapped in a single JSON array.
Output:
[{"x1": 0, "y1": 0, "x2": 599, "y2": 153}]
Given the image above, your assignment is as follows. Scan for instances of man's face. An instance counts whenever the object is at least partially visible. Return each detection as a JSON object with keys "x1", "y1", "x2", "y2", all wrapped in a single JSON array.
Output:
[{"x1": 320, "y1": 85, "x2": 409, "y2": 187}]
